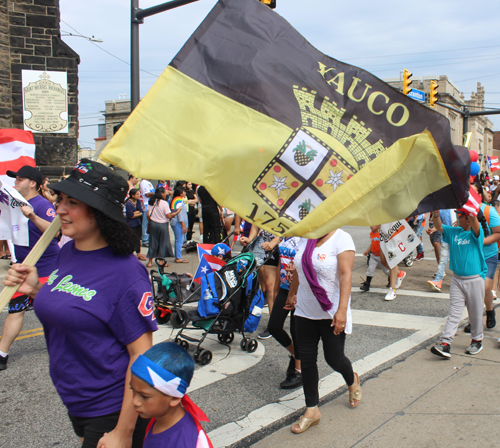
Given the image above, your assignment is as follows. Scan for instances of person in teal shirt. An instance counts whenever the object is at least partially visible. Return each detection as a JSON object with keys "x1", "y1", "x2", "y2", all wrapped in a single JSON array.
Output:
[{"x1": 430, "y1": 208, "x2": 488, "y2": 358}]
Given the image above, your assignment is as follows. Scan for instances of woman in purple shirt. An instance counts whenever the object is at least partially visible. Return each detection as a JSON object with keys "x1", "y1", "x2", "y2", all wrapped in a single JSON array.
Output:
[{"x1": 4, "y1": 160, "x2": 158, "y2": 448}]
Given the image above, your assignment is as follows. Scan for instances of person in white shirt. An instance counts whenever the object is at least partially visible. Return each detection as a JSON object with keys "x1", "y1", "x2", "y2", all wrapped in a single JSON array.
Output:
[{"x1": 139, "y1": 179, "x2": 155, "y2": 246}]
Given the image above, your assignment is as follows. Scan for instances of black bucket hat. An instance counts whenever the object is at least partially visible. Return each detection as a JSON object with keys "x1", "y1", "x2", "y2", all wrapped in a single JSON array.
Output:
[
  {"x1": 7, "y1": 165, "x2": 43, "y2": 185},
  {"x1": 48, "y1": 159, "x2": 128, "y2": 223}
]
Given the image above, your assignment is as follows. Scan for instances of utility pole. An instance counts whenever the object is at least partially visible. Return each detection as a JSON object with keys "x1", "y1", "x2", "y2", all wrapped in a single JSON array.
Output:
[
  {"x1": 130, "y1": 0, "x2": 200, "y2": 111},
  {"x1": 436, "y1": 102, "x2": 500, "y2": 135}
]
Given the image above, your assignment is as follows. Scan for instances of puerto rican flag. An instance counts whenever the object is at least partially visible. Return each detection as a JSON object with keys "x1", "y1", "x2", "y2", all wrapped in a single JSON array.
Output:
[
  {"x1": 460, "y1": 186, "x2": 482, "y2": 217},
  {"x1": 197, "y1": 243, "x2": 214, "y2": 261},
  {"x1": 0, "y1": 129, "x2": 36, "y2": 187},
  {"x1": 487, "y1": 155, "x2": 500, "y2": 172},
  {"x1": 193, "y1": 254, "x2": 226, "y2": 284}
]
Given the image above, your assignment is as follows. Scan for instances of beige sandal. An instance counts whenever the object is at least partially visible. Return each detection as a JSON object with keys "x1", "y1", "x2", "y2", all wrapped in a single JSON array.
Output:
[
  {"x1": 349, "y1": 372, "x2": 362, "y2": 407},
  {"x1": 291, "y1": 416, "x2": 320, "y2": 434}
]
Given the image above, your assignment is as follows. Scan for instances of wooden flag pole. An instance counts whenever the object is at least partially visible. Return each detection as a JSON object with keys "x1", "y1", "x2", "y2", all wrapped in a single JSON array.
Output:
[{"x1": 0, "y1": 215, "x2": 61, "y2": 311}]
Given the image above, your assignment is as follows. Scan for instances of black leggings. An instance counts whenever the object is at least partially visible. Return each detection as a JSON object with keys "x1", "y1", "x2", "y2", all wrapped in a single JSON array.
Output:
[
  {"x1": 295, "y1": 316, "x2": 354, "y2": 407},
  {"x1": 268, "y1": 288, "x2": 299, "y2": 360}
]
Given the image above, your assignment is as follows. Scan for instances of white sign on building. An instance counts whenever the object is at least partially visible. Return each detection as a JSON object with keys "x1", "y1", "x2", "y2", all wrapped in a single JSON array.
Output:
[{"x1": 21, "y1": 70, "x2": 68, "y2": 134}]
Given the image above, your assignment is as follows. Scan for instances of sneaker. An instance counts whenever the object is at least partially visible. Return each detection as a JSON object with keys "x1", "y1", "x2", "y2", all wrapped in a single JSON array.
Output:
[
  {"x1": 427, "y1": 279, "x2": 442, "y2": 292},
  {"x1": 465, "y1": 340, "x2": 483, "y2": 355},
  {"x1": 395, "y1": 271, "x2": 406, "y2": 289},
  {"x1": 431, "y1": 342, "x2": 451, "y2": 358},
  {"x1": 493, "y1": 290, "x2": 498, "y2": 301},
  {"x1": 486, "y1": 309, "x2": 496, "y2": 329},
  {"x1": 280, "y1": 371, "x2": 303, "y2": 389},
  {"x1": 384, "y1": 288, "x2": 396, "y2": 301},
  {"x1": 0, "y1": 354, "x2": 8, "y2": 371},
  {"x1": 360, "y1": 282, "x2": 370, "y2": 292},
  {"x1": 464, "y1": 323, "x2": 471, "y2": 333},
  {"x1": 258, "y1": 330, "x2": 272, "y2": 339},
  {"x1": 415, "y1": 252, "x2": 424, "y2": 261}
]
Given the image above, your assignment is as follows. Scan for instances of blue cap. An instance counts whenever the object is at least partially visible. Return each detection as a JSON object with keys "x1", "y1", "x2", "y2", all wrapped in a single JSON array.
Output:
[{"x1": 211, "y1": 243, "x2": 231, "y2": 257}]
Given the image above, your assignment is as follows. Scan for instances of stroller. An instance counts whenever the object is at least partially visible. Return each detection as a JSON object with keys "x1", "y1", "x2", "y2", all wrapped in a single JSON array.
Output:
[
  {"x1": 173, "y1": 253, "x2": 261, "y2": 365},
  {"x1": 149, "y1": 258, "x2": 200, "y2": 327}
]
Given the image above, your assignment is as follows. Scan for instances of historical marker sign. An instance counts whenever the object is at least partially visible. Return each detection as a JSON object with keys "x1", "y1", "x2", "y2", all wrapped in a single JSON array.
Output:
[{"x1": 21, "y1": 70, "x2": 68, "y2": 134}]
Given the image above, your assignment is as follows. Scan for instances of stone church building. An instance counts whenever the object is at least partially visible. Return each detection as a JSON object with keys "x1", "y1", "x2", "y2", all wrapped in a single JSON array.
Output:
[{"x1": 0, "y1": 0, "x2": 79, "y2": 176}]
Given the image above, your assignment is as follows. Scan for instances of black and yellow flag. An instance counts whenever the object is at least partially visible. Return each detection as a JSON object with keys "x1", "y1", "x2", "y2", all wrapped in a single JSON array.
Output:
[{"x1": 101, "y1": 0, "x2": 469, "y2": 238}]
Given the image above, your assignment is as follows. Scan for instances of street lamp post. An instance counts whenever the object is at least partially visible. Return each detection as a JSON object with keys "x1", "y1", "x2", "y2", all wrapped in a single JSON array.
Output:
[{"x1": 130, "y1": 0, "x2": 200, "y2": 111}]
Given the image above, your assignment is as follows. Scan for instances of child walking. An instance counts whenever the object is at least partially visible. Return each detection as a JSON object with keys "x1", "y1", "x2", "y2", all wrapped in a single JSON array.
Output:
[
  {"x1": 430, "y1": 208, "x2": 488, "y2": 358},
  {"x1": 130, "y1": 342, "x2": 213, "y2": 448},
  {"x1": 360, "y1": 225, "x2": 390, "y2": 291}
]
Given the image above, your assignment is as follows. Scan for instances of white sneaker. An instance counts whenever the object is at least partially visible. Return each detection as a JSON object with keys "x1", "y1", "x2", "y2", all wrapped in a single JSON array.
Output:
[
  {"x1": 492, "y1": 290, "x2": 497, "y2": 300},
  {"x1": 395, "y1": 271, "x2": 406, "y2": 289},
  {"x1": 385, "y1": 288, "x2": 396, "y2": 301}
]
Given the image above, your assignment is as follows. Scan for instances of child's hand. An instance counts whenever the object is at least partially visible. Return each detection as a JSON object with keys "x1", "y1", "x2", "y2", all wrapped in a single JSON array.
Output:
[{"x1": 363, "y1": 249, "x2": 369, "y2": 257}]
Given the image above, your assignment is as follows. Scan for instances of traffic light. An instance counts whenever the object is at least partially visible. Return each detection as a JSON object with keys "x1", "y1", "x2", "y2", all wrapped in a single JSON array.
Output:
[
  {"x1": 260, "y1": 0, "x2": 276, "y2": 8},
  {"x1": 402, "y1": 69, "x2": 412, "y2": 95},
  {"x1": 429, "y1": 80, "x2": 439, "y2": 108}
]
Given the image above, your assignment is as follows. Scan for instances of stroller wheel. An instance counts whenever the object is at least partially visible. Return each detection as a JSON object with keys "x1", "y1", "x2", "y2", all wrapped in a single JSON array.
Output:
[
  {"x1": 246, "y1": 338, "x2": 258, "y2": 353},
  {"x1": 217, "y1": 332, "x2": 234, "y2": 344},
  {"x1": 198, "y1": 349, "x2": 212, "y2": 365},
  {"x1": 404, "y1": 256, "x2": 414, "y2": 267},
  {"x1": 180, "y1": 340, "x2": 189, "y2": 350},
  {"x1": 154, "y1": 307, "x2": 171, "y2": 325},
  {"x1": 170, "y1": 309, "x2": 189, "y2": 329},
  {"x1": 240, "y1": 339, "x2": 248, "y2": 351}
]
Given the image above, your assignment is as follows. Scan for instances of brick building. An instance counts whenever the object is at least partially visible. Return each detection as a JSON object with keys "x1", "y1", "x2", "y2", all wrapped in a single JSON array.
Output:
[{"x1": 0, "y1": 0, "x2": 79, "y2": 176}]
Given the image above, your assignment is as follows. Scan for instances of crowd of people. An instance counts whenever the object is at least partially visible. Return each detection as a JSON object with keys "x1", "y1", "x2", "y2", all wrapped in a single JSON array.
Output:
[{"x1": 1, "y1": 160, "x2": 499, "y2": 445}]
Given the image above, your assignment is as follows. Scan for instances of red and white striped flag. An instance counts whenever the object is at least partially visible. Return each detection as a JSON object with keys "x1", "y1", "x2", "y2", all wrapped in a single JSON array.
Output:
[
  {"x1": 459, "y1": 186, "x2": 482, "y2": 217},
  {"x1": 487, "y1": 155, "x2": 500, "y2": 172},
  {"x1": 0, "y1": 129, "x2": 36, "y2": 187}
]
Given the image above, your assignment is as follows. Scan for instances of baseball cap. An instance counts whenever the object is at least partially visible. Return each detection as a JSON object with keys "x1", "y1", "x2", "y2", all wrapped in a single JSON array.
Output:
[
  {"x1": 7, "y1": 165, "x2": 43, "y2": 185},
  {"x1": 494, "y1": 175, "x2": 499, "y2": 181},
  {"x1": 211, "y1": 243, "x2": 231, "y2": 258}
]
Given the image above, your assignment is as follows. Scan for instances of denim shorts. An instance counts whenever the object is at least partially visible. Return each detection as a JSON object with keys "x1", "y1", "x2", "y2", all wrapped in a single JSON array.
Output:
[{"x1": 485, "y1": 254, "x2": 498, "y2": 280}]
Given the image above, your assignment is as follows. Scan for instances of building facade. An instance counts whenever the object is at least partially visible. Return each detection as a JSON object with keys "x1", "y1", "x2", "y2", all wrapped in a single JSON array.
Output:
[{"x1": 0, "y1": 0, "x2": 79, "y2": 176}]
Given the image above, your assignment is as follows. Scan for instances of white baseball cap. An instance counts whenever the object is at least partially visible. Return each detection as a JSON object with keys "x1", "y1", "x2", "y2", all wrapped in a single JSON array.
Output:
[{"x1": 494, "y1": 175, "x2": 499, "y2": 181}]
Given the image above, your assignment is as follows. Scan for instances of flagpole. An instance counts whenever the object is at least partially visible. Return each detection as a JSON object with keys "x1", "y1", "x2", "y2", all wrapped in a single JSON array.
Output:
[{"x1": 0, "y1": 216, "x2": 61, "y2": 311}]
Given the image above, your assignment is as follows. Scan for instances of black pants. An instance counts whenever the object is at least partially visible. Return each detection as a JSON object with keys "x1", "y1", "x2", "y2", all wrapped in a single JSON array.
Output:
[
  {"x1": 202, "y1": 206, "x2": 223, "y2": 244},
  {"x1": 69, "y1": 410, "x2": 149, "y2": 448},
  {"x1": 295, "y1": 316, "x2": 354, "y2": 407},
  {"x1": 268, "y1": 288, "x2": 299, "y2": 360}
]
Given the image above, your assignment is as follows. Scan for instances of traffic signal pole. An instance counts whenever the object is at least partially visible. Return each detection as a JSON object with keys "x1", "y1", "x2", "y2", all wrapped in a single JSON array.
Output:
[
  {"x1": 131, "y1": 0, "x2": 200, "y2": 111},
  {"x1": 436, "y1": 102, "x2": 500, "y2": 135}
]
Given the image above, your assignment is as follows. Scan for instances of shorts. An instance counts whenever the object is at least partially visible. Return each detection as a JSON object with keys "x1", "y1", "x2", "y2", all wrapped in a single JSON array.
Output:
[
  {"x1": 264, "y1": 246, "x2": 280, "y2": 267},
  {"x1": 485, "y1": 254, "x2": 498, "y2": 280},
  {"x1": 69, "y1": 410, "x2": 150, "y2": 448},
  {"x1": 430, "y1": 230, "x2": 442, "y2": 244},
  {"x1": 222, "y1": 208, "x2": 235, "y2": 218},
  {"x1": 8, "y1": 276, "x2": 48, "y2": 314}
]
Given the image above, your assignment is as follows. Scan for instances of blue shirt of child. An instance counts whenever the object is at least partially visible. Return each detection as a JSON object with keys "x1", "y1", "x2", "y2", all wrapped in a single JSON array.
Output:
[
  {"x1": 144, "y1": 413, "x2": 199, "y2": 448},
  {"x1": 480, "y1": 203, "x2": 500, "y2": 260},
  {"x1": 442, "y1": 224, "x2": 487, "y2": 279}
]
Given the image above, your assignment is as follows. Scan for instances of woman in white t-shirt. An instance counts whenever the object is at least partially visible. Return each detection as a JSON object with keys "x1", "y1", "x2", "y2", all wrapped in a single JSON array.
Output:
[{"x1": 285, "y1": 229, "x2": 362, "y2": 434}]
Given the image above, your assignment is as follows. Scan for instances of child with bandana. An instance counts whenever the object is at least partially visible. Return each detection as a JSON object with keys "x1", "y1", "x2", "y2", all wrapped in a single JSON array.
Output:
[{"x1": 130, "y1": 342, "x2": 213, "y2": 448}]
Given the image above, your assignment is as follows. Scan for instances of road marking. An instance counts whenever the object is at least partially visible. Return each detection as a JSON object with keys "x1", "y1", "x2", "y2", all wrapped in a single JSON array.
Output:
[
  {"x1": 0, "y1": 327, "x2": 44, "y2": 341},
  {"x1": 353, "y1": 286, "x2": 450, "y2": 299},
  {"x1": 208, "y1": 308, "x2": 465, "y2": 447}
]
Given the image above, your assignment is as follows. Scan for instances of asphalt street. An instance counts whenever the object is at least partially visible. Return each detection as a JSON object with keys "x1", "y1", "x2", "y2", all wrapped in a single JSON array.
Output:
[{"x1": 0, "y1": 225, "x2": 487, "y2": 448}]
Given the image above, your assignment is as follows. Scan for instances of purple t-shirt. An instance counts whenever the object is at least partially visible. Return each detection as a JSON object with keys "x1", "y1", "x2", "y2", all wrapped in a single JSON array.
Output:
[
  {"x1": 144, "y1": 413, "x2": 199, "y2": 448},
  {"x1": 14, "y1": 195, "x2": 59, "y2": 277},
  {"x1": 34, "y1": 242, "x2": 158, "y2": 417}
]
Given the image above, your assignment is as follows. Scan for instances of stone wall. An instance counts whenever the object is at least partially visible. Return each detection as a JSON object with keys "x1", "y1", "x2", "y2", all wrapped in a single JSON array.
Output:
[{"x1": 0, "y1": 0, "x2": 79, "y2": 176}]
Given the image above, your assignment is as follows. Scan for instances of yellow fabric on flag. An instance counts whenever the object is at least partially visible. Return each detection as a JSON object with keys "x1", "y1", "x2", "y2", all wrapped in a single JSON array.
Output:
[{"x1": 101, "y1": 67, "x2": 451, "y2": 238}]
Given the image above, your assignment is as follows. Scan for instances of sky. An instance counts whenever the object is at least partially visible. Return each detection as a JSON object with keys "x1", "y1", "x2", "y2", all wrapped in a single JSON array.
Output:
[{"x1": 59, "y1": 0, "x2": 500, "y2": 149}]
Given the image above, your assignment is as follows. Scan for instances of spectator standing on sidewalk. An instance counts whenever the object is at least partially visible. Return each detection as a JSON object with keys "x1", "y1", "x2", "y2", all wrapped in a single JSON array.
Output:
[
  {"x1": 427, "y1": 209, "x2": 453, "y2": 292},
  {"x1": 140, "y1": 178, "x2": 155, "y2": 247},
  {"x1": 431, "y1": 208, "x2": 488, "y2": 358},
  {"x1": 0, "y1": 165, "x2": 59, "y2": 370},
  {"x1": 427, "y1": 214, "x2": 442, "y2": 264},
  {"x1": 3, "y1": 160, "x2": 157, "y2": 447}
]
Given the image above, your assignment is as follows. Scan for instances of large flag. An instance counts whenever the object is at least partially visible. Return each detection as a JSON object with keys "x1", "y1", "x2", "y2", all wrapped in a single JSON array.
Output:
[
  {"x1": 101, "y1": 0, "x2": 469, "y2": 238},
  {"x1": 487, "y1": 155, "x2": 500, "y2": 172},
  {"x1": 0, "y1": 129, "x2": 36, "y2": 188},
  {"x1": 0, "y1": 179, "x2": 30, "y2": 246}
]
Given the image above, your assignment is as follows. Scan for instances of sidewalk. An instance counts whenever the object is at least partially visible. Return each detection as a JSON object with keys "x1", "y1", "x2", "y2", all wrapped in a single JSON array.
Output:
[{"x1": 250, "y1": 327, "x2": 500, "y2": 448}]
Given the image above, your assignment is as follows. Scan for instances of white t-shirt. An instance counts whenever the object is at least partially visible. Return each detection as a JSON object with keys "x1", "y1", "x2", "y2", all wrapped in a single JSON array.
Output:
[
  {"x1": 139, "y1": 180, "x2": 154, "y2": 210},
  {"x1": 294, "y1": 229, "x2": 355, "y2": 333}
]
